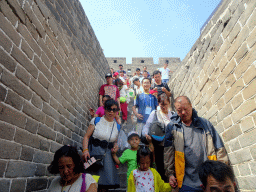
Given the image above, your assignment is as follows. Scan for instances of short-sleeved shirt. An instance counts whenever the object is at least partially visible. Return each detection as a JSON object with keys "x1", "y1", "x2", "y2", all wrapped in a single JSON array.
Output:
[
  {"x1": 135, "y1": 93, "x2": 158, "y2": 123},
  {"x1": 159, "y1": 68, "x2": 170, "y2": 79},
  {"x1": 117, "y1": 69, "x2": 126, "y2": 74},
  {"x1": 99, "y1": 84, "x2": 120, "y2": 101},
  {"x1": 95, "y1": 106, "x2": 105, "y2": 117},
  {"x1": 119, "y1": 149, "x2": 137, "y2": 181},
  {"x1": 47, "y1": 174, "x2": 95, "y2": 192},
  {"x1": 90, "y1": 117, "x2": 119, "y2": 142},
  {"x1": 152, "y1": 83, "x2": 170, "y2": 96}
]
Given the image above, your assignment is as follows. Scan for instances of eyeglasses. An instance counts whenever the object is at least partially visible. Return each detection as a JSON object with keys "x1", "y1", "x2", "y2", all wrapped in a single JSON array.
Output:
[{"x1": 106, "y1": 108, "x2": 118, "y2": 112}]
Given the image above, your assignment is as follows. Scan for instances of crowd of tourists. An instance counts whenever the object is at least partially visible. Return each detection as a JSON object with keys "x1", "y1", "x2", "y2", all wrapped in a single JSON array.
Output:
[{"x1": 47, "y1": 62, "x2": 236, "y2": 192}]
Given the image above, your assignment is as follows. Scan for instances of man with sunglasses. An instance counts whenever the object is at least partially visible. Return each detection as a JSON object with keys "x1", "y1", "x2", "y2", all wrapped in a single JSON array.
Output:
[{"x1": 99, "y1": 73, "x2": 120, "y2": 108}]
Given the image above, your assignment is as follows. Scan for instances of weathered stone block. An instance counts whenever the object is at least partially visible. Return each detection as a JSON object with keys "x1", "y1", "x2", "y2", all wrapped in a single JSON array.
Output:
[
  {"x1": 42, "y1": 102, "x2": 60, "y2": 122},
  {"x1": 0, "y1": 13, "x2": 21, "y2": 46},
  {"x1": 223, "y1": 115, "x2": 233, "y2": 129},
  {"x1": 0, "y1": 47, "x2": 17, "y2": 73},
  {"x1": 247, "y1": 8, "x2": 256, "y2": 31},
  {"x1": 241, "y1": 116, "x2": 255, "y2": 132},
  {"x1": 0, "y1": 102, "x2": 26, "y2": 128},
  {"x1": 21, "y1": 39, "x2": 34, "y2": 60},
  {"x1": 40, "y1": 139, "x2": 51, "y2": 151},
  {"x1": 231, "y1": 93, "x2": 243, "y2": 110},
  {"x1": 31, "y1": 93, "x2": 43, "y2": 110},
  {"x1": 34, "y1": 55, "x2": 53, "y2": 82},
  {"x1": 250, "y1": 161, "x2": 256, "y2": 175},
  {"x1": 212, "y1": 83, "x2": 226, "y2": 104},
  {"x1": 20, "y1": 145, "x2": 35, "y2": 161},
  {"x1": 234, "y1": 44, "x2": 256, "y2": 79},
  {"x1": 228, "y1": 23, "x2": 241, "y2": 44},
  {"x1": 26, "y1": 178, "x2": 48, "y2": 192},
  {"x1": 239, "y1": 0, "x2": 256, "y2": 26},
  {"x1": 48, "y1": 84, "x2": 62, "y2": 101},
  {"x1": 19, "y1": 22, "x2": 40, "y2": 52},
  {"x1": 30, "y1": 77, "x2": 50, "y2": 102},
  {"x1": 23, "y1": 100, "x2": 46, "y2": 123},
  {"x1": 37, "y1": 123, "x2": 56, "y2": 141},
  {"x1": 0, "y1": 84, "x2": 7, "y2": 102},
  {"x1": 225, "y1": 74, "x2": 236, "y2": 89},
  {"x1": 218, "y1": 59, "x2": 236, "y2": 85},
  {"x1": 229, "y1": 138, "x2": 241, "y2": 152},
  {"x1": 11, "y1": 45, "x2": 39, "y2": 79},
  {"x1": 54, "y1": 121, "x2": 71, "y2": 138},
  {"x1": 217, "y1": 103, "x2": 233, "y2": 122},
  {"x1": 14, "y1": 128, "x2": 41, "y2": 149},
  {"x1": 38, "y1": 73, "x2": 50, "y2": 89},
  {"x1": 0, "y1": 29, "x2": 12, "y2": 53},
  {"x1": 238, "y1": 163, "x2": 251, "y2": 176},
  {"x1": 242, "y1": 79, "x2": 256, "y2": 100},
  {"x1": 25, "y1": 117, "x2": 39, "y2": 134},
  {"x1": 10, "y1": 178, "x2": 26, "y2": 192},
  {"x1": 5, "y1": 89, "x2": 24, "y2": 111},
  {"x1": 50, "y1": 141, "x2": 62, "y2": 153},
  {"x1": 222, "y1": 124, "x2": 242, "y2": 142},
  {"x1": 243, "y1": 64, "x2": 256, "y2": 85},
  {"x1": 232, "y1": 99, "x2": 256, "y2": 123},
  {"x1": 229, "y1": 148, "x2": 252, "y2": 165},
  {"x1": 33, "y1": 150, "x2": 53, "y2": 164},
  {"x1": 247, "y1": 26, "x2": 256, "y2": 48},
  {"x1": 0, "y1": 159, "x2": 7, "y2": 177},
  {"x1": 35, "y1": 164, "x2": 46, "y2": 176},
  {"x1": 56, "y1": 133, "x2": 64, "y2": 144},
  {"x1": 0, "y1": 139, "x2": 21, "y2": 159},
  {"x1": 239, "y1": 128, "x2": 256, "y2": 147},
  {"x1": 224, "y1": 78, "x2": 244, "y2": 103},
  {"x1": 0, "y1": 179, "x2": 11, "y2": 192},
  {"x1": 5, "y1": 161, "x2": 37, "y2": 178}
]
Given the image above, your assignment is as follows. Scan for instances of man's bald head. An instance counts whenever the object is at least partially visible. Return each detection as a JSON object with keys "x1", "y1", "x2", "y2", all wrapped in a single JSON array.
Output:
[{"x1": 174, "y1": 96, "x2": 191, "y2": 105}]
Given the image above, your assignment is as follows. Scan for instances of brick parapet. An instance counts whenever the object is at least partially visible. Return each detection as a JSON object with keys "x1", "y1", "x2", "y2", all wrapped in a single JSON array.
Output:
[
  {"x1": 169, "y1": 0, "x2": 256, "y2": 190},
  {"x1": 0, "y1": 0, "x2": 109, "y2": 191}
]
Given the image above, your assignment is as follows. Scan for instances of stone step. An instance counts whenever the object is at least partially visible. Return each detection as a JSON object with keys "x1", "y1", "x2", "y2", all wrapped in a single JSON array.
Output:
[{"x1": 109, "y1": 188, "x2": 127, "y2": 192}]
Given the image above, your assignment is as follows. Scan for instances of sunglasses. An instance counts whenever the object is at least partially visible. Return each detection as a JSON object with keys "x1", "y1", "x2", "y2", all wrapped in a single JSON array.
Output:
[{"x1": 106, "y1": 107, "x2": 118, "y2": 112}]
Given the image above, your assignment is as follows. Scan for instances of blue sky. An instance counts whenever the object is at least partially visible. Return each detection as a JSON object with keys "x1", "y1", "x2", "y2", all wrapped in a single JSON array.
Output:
[{"x1": 80, "y1": 0, "x2": 221, "y2": 63}]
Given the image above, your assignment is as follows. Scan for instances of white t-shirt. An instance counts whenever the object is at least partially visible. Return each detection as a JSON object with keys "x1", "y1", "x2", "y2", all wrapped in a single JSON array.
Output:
[
  {"x1": 159, "y1": 68, "x2": 170, "y2": 79},
  {"x1": 90, "y1": 117, "x2": 119, "y2": 142},
  {"x1": 48, "y1": 174, "x2": 95, "y2": 192},
  {"x1": 133, "y1": 169, "x2": 154, "y2": 192}
]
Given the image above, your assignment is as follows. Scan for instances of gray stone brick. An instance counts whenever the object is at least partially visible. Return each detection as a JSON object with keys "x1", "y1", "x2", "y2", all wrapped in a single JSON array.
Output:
[
  {"x1": 42, "y1": 102, "x2": 60, "y2": 122},
  {"x1": 17, "y1": 23, "x2": 41, "y2": 57},
  {"x1": 0, "y1": 179, "x2": 11, "y2": 192},
  {"x1": 0, "y1": 121, "x2": 15, "y2": 141},
  {"x1": 26, "y1": 178, "x2": 48, "y2": 192},
  {"x1": 34, "y1": 55, "x2": 53, "y2": 82},
  {"x1": 6, "y1": 0, "x2": 26, "y2": 23},
  {"x1": 38, "y1": 73, "x2": 50, "y2": 89},
  {"x1": 1, "y1": 69, "x2": 32, "y2": 101},
  {"x1": 0, "y1": 139, "x2": 21, "y2": 159},
  {"x1": 14, "y1": 128, "x2": 41, "y2": 149},
  {"x1": 15, "y1": 65, "x2": 31, "y2": 86},
  {"x1": 250, "y1": 161, "x2": 256, "y2": 175},
  {"x1": 0, "y1": 159, "x2": 7, "y2": 177},
  {"x1": 0, "y1": 102, "x2": 26, "y2": 129},
  {"x1": 35, "y1": 164, "x2": 46, "y2": 176},
  {"x1": 31, "y1": 93, "x2": 43, "y2": 110},
  {"x1": 30, "y1": 77, "x2": 50, "y2": 103},
  {"x1": 20, "y1": 145, "x2": 35, "y2": 161},
  {"x1": 5, "y1": 89, "x2": 24, "y2": 111},
  {"x1": 238, "y1": 163, "x2": 251, "y2": 176},
  {"x1": 222, "y1": 124, "x2": 242, "y2": 142},
  {"x1": 35, "y1": 0, "x2": 51, "y2": 18},
  {"x1": 40, "y1": 138, "x2": 51, "y2": 151},
  {"x1": 0, "y1": 13, "x2": 21, "y2": 46},
  {"x1": 229, "y1": 139, "x2": 241, "y2": 152},
  {"x1": 23, "y1": 100, "x2": 46, "y2": 123},
  {"x1": 45, "y1": 115, "x2": 55, "y2": 129},
  {"x1": 10, "y1": 178, "x2": 26, "y2": 192},
  {"x1": 63, "y1": 136, "x2": 73, "y2": 146},
  {"x1": 56, "y1": 133, "x2": 63, "y2": 144},
  {"x1": 229, "y1": 148, "x2": 252, "y2": 165},
  {"x1": 239, "y1": 128, "x2": 256, "y2": 148},
  {"x1": 0, "y1": 0, "x2": 19, "y2": 26},
  {"x1": 0, "y1": 28, "x2": 12, "y2": 53},
  {"x1": 48, "y1": 84, "x2": 62, "y2": 101},
  {"x1": 51, "y1": 64, "x2": 64, "y2": 85},
  {"x1": 54, "y1": 121, "x2": 71, "y2": 138},
  {"x1": 49, "y1": 96, "x2": 59, "y2": 111},
  {"x1": 38, "y1": 123, "x2": 56, "y2": 141},
  {"x1": 5, "y1": 161, "x2": 37, "y2": 178},
  {"x1": 0, "y1": 47, "x2": 17, "y2": 73},
  {"x1": 37, "y1": 37, "x2": 55, "y2": 64},
  {"x1": 33, "y1": 150, "x2": 53, "y2": 164},
  {"x1": 0, "y1": 84, "x2": 7, "y2": 102},
  {"x1": 25, "y1": 117, "x2": 39, "y2": 134},
  {"x1": 50, "y1": 141, "x2": 62, "y2": 153},
  {"x1": 21, "y1": 39, "x2": 34, "y2": 60},
  {"x1": 11, "y1": 45, "x2": 39, "y2": 79}
]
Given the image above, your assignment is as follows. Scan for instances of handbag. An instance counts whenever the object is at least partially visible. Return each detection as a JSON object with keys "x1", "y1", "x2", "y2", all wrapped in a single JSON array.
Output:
[
  {"x1": 86, "y1": 119, "x2": 115, "y2": 171},
  {"x1": 148, "y1": 110, "x2": 166, "y2": 143}
]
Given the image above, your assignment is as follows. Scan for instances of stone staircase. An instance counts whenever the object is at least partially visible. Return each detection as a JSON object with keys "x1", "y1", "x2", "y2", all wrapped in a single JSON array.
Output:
[{"x1": 109, "y1": 98, "x2": 136, "y2": 192}]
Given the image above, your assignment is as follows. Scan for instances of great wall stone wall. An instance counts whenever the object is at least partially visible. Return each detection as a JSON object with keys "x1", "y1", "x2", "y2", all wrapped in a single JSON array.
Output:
[
  {"x1": 0, "y1": 0, "x2": 256, "y2": 191},
  {"x1": 169, "y1": 0, "x2": 256, "y2": 190},
  {"x1": 0, "y1": 0, "x2": 109, "y2": 191}
]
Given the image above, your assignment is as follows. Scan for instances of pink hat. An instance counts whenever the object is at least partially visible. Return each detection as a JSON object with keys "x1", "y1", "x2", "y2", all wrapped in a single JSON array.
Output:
[{"x1": 113, "y1": 72, "x2": 119, "y2": 77}]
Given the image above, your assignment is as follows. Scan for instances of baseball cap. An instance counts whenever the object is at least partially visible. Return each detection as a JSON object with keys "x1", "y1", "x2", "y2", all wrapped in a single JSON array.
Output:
[
  {"x1": 105, "y1": 73, "x2": 112, "y2": 78},
  {"x1": 113, "y1": 72, "x2": 119, "y2": 77}
]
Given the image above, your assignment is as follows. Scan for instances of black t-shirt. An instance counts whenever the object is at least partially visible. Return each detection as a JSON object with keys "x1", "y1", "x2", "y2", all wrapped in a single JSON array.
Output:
[{"x1": 152, "y1": 83, "x2": 170, "y2": 96}]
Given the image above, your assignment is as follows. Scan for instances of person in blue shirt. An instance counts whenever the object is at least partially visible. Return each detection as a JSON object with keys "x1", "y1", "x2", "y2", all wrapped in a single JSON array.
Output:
[{"x1": 132, "y1": 78, "x2": 158, "y2": 138}]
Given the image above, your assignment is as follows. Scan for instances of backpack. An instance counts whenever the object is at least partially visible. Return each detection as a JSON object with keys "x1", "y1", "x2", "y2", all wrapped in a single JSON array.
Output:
[{"x1": 148, "y1": 110, "x2": 166, "y2": 143}]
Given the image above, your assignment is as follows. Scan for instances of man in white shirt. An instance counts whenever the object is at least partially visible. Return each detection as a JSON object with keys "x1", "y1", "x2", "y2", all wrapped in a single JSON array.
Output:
[{"x1": 159, "y1": 62, "x2": 172, "y2": 84}]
